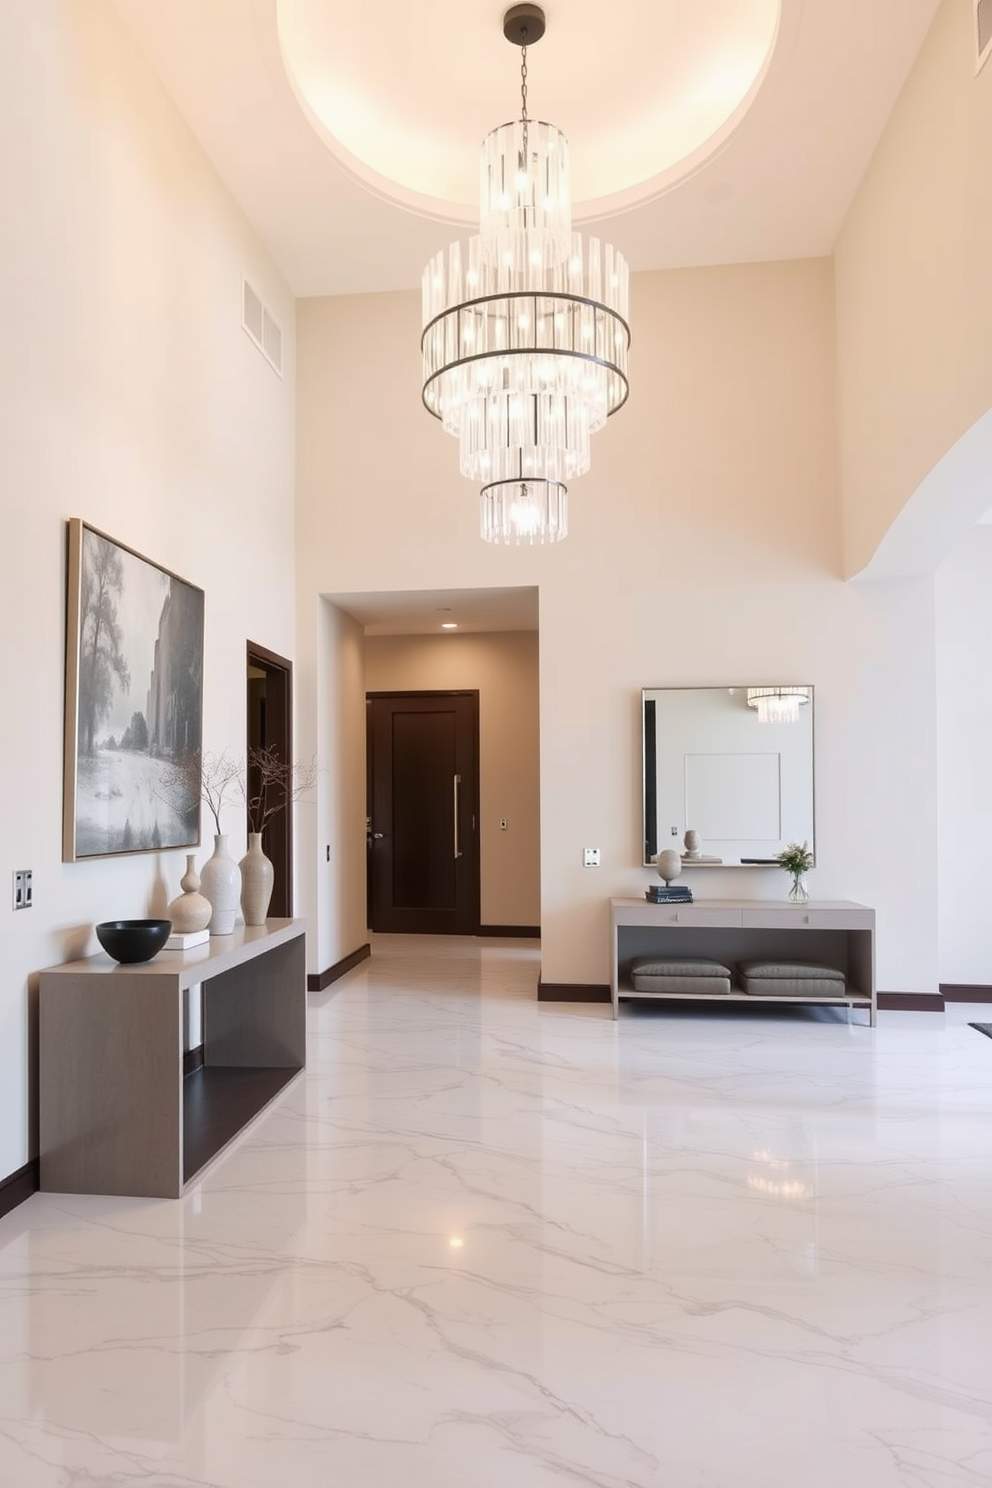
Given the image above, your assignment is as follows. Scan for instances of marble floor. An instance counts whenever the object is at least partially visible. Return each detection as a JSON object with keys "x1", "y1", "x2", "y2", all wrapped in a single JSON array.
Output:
[{"x1": 2, "y1": 936, "x2": 991, "y2": 1487}]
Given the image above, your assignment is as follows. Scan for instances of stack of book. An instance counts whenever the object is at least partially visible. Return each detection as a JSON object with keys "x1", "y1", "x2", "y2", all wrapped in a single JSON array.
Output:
[{"x1": 645, "y1": 883, "x2": 694, "y2": 903}]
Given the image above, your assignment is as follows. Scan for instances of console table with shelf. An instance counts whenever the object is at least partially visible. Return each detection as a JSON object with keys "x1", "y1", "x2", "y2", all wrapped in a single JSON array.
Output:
[
  {"x1": 610, "y1": 898, "x2": 875, "y2": 1023},
  {"x1": 39, "y1": 919, "x2": 307, "y2": 1199}
]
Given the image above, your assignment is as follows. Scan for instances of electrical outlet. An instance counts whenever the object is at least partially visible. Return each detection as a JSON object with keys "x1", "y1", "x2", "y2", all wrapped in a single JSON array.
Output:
[
  {"x1": 583, "y1": 848, "x2": 600, "y2": 868},
  {"x1": 13, "y1": 869, "x2": 33, "y2": 910},
  {"x1": 499, "y1": 817, "x2": 508, "y2": 831}
]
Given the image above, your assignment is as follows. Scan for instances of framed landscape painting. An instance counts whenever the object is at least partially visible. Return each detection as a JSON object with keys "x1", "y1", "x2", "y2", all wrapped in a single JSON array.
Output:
[{"x1": 63, "y1": 519, "x2": 205, "y2": 861}]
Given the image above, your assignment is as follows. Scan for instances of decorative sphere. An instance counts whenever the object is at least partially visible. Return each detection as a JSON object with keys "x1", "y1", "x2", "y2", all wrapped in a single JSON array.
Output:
[{"x1": 655, "y1": 849, "x2": 683, "y2": 885}]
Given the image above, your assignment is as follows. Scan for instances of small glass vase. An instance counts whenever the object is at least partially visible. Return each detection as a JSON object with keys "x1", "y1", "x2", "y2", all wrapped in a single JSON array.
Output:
[{"x1": 788, "y1": 872, "x2": 809, "y2": 904}]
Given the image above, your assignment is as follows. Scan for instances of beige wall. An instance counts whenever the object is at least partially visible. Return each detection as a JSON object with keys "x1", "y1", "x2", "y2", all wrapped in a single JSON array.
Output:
[
  {"x1": 296, "y1": 599, "x2": 368, "y2": 973},
  {"x1": 365, "y1": 632, "x2": 541, "y2": 928},
  {"x1": 296, "y1": 258, "x2": 942, "y2": 997},
  {"x1": 836, "y1": 0, "x2": 992, "y2": 576},
  {"x1": 935, "y1": 526, "x2": 992, "y2": 981},
  {"x1": 0, "y1": 0, "x2": 296, "y2": 1178}
]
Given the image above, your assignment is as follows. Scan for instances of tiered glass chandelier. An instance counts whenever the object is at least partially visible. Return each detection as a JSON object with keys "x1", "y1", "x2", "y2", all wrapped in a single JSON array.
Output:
[{"x1": 421, "y1": 4, "x2": 630, "y2": 544}]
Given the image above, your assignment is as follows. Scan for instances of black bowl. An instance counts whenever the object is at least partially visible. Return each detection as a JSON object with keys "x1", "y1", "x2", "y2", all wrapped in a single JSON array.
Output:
[{"x1": 95, "y1": 919, "x2": 172, "y2": 964}]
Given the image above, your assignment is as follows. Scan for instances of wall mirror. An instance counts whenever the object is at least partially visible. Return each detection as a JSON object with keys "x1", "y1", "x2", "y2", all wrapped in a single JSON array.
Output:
[{"x1": 642, "y1": 686, "x2": 815, "y2": 868}]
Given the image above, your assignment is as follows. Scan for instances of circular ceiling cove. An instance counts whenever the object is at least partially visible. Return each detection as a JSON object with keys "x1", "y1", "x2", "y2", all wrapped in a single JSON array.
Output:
[{"x1": 276, "y1": 0, "x2": 782, "y2": 221}]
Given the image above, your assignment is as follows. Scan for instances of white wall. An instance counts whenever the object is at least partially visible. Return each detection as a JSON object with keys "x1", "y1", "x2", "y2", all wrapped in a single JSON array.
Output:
[
  {"x1": 295, "y1": 599, "x2": 367, "y2": 976},
  {"x1": 365, "y1": 632, "x2": 541, "y2": 927},
  {"x1": 295, "y1": 260, "x2": 941, "y2": 998},
  {"x1": 935, "y1": 526, "x2": 992, "y2": 983},
  {"x1": 0, "y1": 0, "x2": 296, "y2": 1180},
  {"x1": 835, "y1": 0, "x2": 992, "y2": 576}
]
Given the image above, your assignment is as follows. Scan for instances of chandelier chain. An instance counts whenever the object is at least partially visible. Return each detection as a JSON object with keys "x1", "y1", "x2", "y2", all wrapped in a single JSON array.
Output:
[{"x1": 520, "y1": 44, "x2": 529, "y2": 158}]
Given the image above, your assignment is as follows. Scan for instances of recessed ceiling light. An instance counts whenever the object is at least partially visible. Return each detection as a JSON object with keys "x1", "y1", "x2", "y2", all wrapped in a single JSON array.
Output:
[{"x1": 441, "y1": 621, "x2": 458, "y2": 630}]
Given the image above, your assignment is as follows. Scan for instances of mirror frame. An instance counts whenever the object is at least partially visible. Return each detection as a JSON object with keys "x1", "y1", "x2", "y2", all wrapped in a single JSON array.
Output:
[{"x1": 641, "y1": 684, "x2": 816, "y2": 868}]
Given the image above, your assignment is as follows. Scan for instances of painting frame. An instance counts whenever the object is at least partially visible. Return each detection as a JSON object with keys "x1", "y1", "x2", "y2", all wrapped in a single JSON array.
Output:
[{"x1": 63, "y1": 519, "x2": 205, "y2": 862}]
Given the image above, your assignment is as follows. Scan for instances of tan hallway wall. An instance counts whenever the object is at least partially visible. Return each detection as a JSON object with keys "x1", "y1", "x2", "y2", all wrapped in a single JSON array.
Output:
[{"x1": 365, "y1": 632, "x2": 541, "y2": 928}]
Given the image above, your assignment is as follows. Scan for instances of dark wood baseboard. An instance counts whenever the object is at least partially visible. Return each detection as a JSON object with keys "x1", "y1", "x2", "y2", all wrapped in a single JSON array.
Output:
[
  {"x1": 307, "y1": 942, "x2": 371, "y2": 992},
  {"x1": 478, "y1": 924, "x2": 540, "y2": 938},
  {"x1": 538, "y1": 982, "x2": 611, "y2": 1003},
  {"x1": 877, "y1": 991, "x2": 945, "y2": 1011},
  {"x1": 0, "y1": 1159, "x2": 39, "y2": 1219},
  {"x1": 940, "y1": 983, "x2": 992, "y2": 1003},
  {"x1": 183, "y1": 1046, "x2": 205, "y2": 1077}
]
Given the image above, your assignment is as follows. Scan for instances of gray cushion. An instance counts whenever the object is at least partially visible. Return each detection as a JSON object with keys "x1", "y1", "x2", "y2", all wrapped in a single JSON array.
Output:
[
  {"x1": 631, "y1": 973, "x2": 732, "y2": 995},
  {"x1": 741, "y1": 976, "x2": 846, "y2": 998},
  {"x1": 631, "y1": 958, "x2": 733, "y2": 995},
  {"x1": 738, "y1": 960, "x2": 844, "y2": 981},
  {"x1": 631, "y1": 957, "x2": 734, "y2": 978}
]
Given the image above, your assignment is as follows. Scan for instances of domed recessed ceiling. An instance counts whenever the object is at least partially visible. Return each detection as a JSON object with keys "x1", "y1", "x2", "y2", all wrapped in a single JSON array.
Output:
[{"x1": 276, "y1": 0, "x2": 782, "y2": 223}]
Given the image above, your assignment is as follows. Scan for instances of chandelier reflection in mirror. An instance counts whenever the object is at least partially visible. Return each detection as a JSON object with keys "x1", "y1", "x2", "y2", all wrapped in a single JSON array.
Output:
[
  {"x1": 421, "y1": 4, "x2": 631, "y2": 544},
  {"x1": 746, "y1": 686, "x2": 811, "y2": 724}
]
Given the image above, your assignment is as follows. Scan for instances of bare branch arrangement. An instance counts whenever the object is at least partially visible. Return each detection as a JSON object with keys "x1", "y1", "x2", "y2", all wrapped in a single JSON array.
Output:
[
  {"x1": 159, "y1": 748, "x2": 242, "y2": 836},
  {"x1": 243, "y1": 746, "x2": 317, "y2": 836}
]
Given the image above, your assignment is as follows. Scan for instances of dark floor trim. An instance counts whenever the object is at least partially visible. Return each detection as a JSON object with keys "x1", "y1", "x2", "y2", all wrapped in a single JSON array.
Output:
[
  {"x1": 0, "y1": 1159, "x2": 39, "y2": 1219},
  {"x1": 478, "y1": 924, "x2": 541, "y2": 938},
  {"x1": 538, "y1": 982, "x2": 611, "y2": 1003},
  {"x1": 183, "y1": 1046, "x2": 205, "y2": 1077},
  {"x1": 307, "y1": 942, "x2": 372, "y2": 992},
  {"x1": 877, "y1": 991, "x2": 945, "y2": 1012},
  {"x1": 940, "y1": 983, "x2": 992, "y2": 1003}
]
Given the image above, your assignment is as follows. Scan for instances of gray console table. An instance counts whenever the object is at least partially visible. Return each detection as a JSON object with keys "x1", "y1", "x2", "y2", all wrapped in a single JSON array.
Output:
[
  {"x1": 611, "y1": 898, "x2": 875, "y2": 1023},
  {"x1": 39, "y1": 919, "x2": 307, "y2": 1198}
]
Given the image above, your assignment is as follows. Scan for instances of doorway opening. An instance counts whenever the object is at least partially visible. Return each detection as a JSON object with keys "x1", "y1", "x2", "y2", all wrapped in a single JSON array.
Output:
[{"x1": 246, "y1": 642, "x2": 293, "y2": 917}]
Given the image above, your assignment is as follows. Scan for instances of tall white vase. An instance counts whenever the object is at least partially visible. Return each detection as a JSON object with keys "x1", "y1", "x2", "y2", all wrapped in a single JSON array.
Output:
[
  {"x1": 239, "y1": 833, "x2": 275, "y2": 926},
  {"x1": 199, "y1": 834, "x2": 241, "y2": 935}
]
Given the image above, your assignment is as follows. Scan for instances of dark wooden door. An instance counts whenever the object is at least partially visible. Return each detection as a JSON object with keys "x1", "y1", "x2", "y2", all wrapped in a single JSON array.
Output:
[{"x1": 367, "y1": 692, "x2": 480, "y2": 934}]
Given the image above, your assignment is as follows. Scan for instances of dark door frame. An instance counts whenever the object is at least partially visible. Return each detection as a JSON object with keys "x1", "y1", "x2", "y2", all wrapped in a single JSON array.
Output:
[
  {"x1": 246, "y1": 641, "x2": 293, "y2": 918},
  {"x1": 366, "y1": 689, "x2": 481, "y2": 935}
]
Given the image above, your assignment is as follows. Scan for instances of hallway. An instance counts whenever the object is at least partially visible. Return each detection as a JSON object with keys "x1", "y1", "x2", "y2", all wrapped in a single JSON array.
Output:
[{"x1": 1, "y1": 935, "x2": 990, "y2": 1486}]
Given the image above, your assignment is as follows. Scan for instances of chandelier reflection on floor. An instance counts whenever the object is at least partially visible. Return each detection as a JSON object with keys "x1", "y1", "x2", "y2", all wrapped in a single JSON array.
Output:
[{"x1": 421, "y1": 4, "x2": 631, "y2": 544}]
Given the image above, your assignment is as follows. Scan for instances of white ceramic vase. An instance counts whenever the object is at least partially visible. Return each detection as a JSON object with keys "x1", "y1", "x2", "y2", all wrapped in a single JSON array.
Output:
[
  {"x1": 239, "y1": 833, "x2": 275, "y2": 927},
  {"x1": 166, "y1": 853, "x2": 212, "y2": 933},
  {"x1": 199, "y1": 834, "x2": 241, "y2": 935}
]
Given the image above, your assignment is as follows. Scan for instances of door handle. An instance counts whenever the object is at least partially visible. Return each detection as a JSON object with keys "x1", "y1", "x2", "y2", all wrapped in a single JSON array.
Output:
[
  {"x1": 372, "y1": 832, "x2": 384, "y2": 840},
  {"x1": 453, "y1": 774, "x2": 462, "y2": 859}
]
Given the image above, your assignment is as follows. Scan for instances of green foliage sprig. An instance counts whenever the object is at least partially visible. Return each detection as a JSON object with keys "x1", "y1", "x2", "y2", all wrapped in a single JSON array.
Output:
[{"x1": 776, "y1": 841, "x2": 813, "y2": 875}]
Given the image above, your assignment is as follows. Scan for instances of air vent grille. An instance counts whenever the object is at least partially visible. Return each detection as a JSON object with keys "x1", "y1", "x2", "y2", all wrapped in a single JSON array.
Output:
[
  {"x1": 242, "y1": 277, "x2": 283, "y2": 377},
  {"x1": 977, "y1": 0, "x2": 992, "y2": 73}
]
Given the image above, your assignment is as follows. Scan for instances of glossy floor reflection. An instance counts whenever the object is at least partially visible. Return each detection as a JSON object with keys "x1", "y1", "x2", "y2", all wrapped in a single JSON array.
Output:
[{"x1": 2, "y1": 935, "x2": 991, "y2": 1486}]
